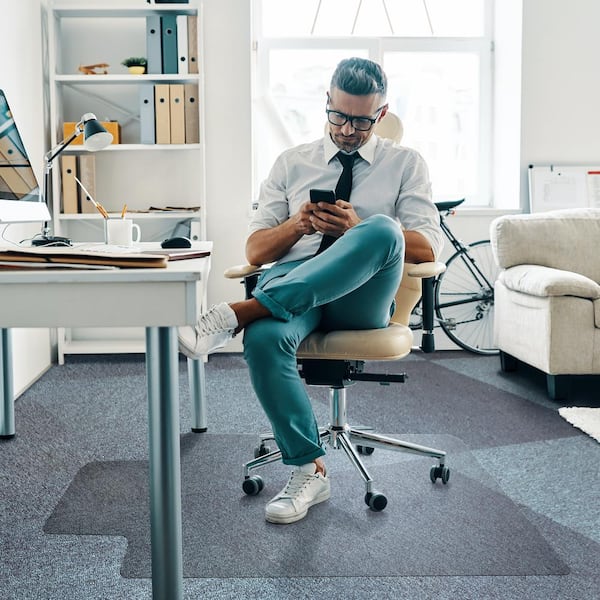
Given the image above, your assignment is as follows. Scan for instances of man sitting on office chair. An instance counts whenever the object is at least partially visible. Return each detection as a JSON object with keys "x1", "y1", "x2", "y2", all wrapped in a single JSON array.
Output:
[{"x1": 179, "y1": 57, "x2": 443, "y2": 524}]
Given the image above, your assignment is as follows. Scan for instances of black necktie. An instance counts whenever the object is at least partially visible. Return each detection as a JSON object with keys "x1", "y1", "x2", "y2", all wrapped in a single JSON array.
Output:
[{"x1": 316, "y1": 152, "x2": 357, "y2": 254}]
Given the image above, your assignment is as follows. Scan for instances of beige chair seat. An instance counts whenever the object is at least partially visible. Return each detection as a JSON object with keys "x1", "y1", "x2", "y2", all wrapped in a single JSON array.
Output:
[{"x1": 297, "y1": 322, "x2": 413, "y2": 361}]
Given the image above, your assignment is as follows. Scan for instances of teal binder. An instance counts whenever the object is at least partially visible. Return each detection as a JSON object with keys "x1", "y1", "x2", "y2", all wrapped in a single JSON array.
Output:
[{"x1": 160, "y1": 15, "x2": 178, "y2": 75}]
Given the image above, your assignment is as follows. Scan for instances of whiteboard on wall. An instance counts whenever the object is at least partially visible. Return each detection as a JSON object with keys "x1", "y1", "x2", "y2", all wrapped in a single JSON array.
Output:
[{"x1": 528, "y1": 165, "x2": 600, "y2": 212}]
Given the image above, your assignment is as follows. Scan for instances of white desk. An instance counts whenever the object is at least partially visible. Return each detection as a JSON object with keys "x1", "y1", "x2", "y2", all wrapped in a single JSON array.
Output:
[{"x1": 0, "y1": 248, "x2": 211, "y2": 600}]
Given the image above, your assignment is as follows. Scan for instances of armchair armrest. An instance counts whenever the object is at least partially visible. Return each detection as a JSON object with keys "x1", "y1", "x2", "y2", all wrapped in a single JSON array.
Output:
[{"x1": 500, "y1": 264, "x2": 600, "y2": 299}]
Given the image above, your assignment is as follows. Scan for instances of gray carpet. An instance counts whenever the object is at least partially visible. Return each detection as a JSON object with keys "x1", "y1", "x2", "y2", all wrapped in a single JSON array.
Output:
[
  {"x1": 44, "y1": 432, "x2": 569, "y2": 578},
  {"x1": 4, "y1": 352, "x2": 600, "y2": 599}
]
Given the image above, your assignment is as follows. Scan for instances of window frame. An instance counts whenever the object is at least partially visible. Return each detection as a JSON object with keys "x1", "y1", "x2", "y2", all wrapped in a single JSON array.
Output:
[{"x1": 252, "y1": 0, "x2": 494, "y2": 207}]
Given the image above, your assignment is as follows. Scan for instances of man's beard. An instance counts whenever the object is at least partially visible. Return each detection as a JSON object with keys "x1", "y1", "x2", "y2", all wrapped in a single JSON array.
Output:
[{"x1": 332, "y1": 133, "x2": 363, "y2": 153}]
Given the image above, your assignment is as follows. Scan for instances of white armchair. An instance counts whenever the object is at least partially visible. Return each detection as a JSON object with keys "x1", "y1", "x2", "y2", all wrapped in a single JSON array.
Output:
[{"x1": 490, "y1": 208, "x2": 600, "y2": 400}]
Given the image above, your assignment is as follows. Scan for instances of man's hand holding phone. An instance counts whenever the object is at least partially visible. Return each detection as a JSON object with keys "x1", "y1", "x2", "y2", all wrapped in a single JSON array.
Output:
[
  {"x1": 308, "y1": 188, "x2": 361, "y2": 238},
  {"x1": 309, "y1": 188, "x2": 336, "y2": 205}
]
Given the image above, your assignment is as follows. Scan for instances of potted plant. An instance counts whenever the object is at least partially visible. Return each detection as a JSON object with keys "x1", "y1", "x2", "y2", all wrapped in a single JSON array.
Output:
[{"x1": 121, "y1": 57, "x2": 147, "y2": 75}]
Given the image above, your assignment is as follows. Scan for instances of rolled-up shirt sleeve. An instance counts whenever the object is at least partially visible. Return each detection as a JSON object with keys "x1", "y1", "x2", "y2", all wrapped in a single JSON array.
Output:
[
  {"x1": 248, "y1": 154, "x2": 290, "y2": 236},
  {"x1": 395, "y1": 152, "x2": 444, "y2": 260}
]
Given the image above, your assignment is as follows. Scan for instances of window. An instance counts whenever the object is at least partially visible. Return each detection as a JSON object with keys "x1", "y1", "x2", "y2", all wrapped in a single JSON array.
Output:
[{"x1": 252, "y1": 0, "x2": 493, "y2": 206}]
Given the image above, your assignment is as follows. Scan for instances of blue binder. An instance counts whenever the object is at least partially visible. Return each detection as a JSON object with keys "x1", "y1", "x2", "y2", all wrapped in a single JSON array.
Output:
[
  {"x1": 146, "y1": 15, "x2": 162, "y2": 74},
  {"x1": 139, "y1": 84, "x2": 156, "y2": 144},
  {"x1": 160, "y1": 15, "x2": 178, "y2": 75}
]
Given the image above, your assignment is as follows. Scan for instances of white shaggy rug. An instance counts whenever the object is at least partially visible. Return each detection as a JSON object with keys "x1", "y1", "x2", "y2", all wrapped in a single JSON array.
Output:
[{"x1": 558, "y1": 407, "x2": 600, "y2": 443}]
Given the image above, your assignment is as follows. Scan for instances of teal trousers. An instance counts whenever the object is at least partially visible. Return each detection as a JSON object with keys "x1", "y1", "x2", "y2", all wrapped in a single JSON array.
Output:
[{"x1": 243, "y1": 214, "x2": 405, "y2": 465}]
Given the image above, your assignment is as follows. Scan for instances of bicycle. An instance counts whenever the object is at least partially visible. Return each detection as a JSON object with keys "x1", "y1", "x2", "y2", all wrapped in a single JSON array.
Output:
[{"x1": 410, "y1": 198, "x2": 499, "y2": 355}]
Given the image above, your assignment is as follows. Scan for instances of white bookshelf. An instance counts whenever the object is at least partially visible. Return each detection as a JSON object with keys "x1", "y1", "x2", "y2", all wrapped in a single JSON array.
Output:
[{"x1": 45, "y1": 1, "x2": 206, "y2": 363}]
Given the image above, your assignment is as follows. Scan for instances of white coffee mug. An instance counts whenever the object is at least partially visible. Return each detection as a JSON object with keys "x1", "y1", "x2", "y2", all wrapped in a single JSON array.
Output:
[{"x1": 104, "y1": 218, "x2": 141, "y2": 247}]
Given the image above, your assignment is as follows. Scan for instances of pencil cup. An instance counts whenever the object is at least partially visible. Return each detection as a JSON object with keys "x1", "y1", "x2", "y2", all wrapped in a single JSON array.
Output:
[{"x1": 104, "y1": 218, "x2": 141, "y2": 247}]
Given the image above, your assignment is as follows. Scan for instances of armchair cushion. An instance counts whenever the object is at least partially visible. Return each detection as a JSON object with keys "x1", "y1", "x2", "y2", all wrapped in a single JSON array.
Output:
[
  {"x1": 491, "y1": 208, "x2": 600, "y2": 397},
  {"x1": 499, "y1": 265, "x2": 600, "y2": 299},
  {"x1": 491, "y1": 208, "x2": 600, "y2": 282}
]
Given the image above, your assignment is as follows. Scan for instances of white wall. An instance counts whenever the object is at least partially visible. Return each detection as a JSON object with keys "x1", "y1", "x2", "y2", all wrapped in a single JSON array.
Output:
[
  {"x1": 0, "y1": 0, "x2": 52, "y2": 395},
  {"x1": 519, "y1": 0, "x2": 600, "y2": 209}
]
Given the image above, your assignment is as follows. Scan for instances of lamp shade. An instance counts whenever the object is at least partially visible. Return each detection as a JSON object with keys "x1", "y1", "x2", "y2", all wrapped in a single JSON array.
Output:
[{"x1": 82, "y1": 114, "x2": 113, "y2": 151}]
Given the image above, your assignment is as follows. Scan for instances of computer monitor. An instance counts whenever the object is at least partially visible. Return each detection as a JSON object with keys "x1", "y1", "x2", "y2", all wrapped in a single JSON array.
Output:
[{"x1": 0, "y1": 89, "x2": 51, "y2": 224}]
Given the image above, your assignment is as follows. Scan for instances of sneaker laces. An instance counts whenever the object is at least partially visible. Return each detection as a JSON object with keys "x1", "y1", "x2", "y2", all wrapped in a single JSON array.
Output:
[
  {"x1": 196, "y1": 305, "x2": 235, "y2": 336},
  {"x1": 279, "y1": 469, "x2": 317, "y2": 499}
]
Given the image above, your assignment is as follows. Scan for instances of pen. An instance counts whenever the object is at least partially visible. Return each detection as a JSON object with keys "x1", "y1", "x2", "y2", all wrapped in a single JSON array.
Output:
[
  {"x1": 74, "y1": 176, "x2": 109, "y2": 219},
  {"x1": 121, "y1": 204, "x2": 127, "y2": 218}
]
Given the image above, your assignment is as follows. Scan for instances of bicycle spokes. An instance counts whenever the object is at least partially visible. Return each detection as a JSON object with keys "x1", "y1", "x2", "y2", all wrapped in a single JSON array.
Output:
[{"x1": 435, "y1": 240, "x2": 498, "y2": 355}]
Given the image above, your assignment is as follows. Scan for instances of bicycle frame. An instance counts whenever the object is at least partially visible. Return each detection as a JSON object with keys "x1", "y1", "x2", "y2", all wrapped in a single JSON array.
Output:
[
  {"x1": 436, "y1": 211, "x2": 495, "y2": 311},
  {"x1": 410, "y1": 201, "x2": 498, "y2": 354}
]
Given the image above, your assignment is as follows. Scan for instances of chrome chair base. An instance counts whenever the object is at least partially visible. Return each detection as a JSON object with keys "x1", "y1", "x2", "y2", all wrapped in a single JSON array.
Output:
[{"x1": 242, "y1": 387, "x2": 449, "y2": 511}]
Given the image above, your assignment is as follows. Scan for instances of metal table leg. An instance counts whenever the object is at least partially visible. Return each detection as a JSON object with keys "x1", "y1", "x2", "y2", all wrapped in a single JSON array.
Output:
[
  {"x1": 187, "y1": 357, "x2": 207, "y2": 432},
  {"x1": 146, "y1": 327, "x2": 183, "y2": 600},
  {"x1": 0, "y1": 328, "x2": 15, "y2": 438}
]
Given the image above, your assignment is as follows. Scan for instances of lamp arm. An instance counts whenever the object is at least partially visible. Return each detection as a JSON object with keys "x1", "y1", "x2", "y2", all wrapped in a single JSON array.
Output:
[
  {"x1": 44, "y1": 122, "x2": 84, "y2": 165},
  {"x1": 40, "y1": 122, "x2": 84, "y2": 238}
]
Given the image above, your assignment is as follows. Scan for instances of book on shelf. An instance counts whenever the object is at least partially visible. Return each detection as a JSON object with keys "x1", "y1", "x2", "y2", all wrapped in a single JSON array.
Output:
[
  {"x1": 63, "y1": 121, "x2": 120, "y2": 145},
  {"x1": 160, "y1": 14, "x2": 179, "y2": 75},
  {"x1": 145, "y1": 11, "x2": 197, "y2": 75},
  {"x1": 60, "y1": 155, "x2": 78, "y2": 214},
  {"x1": 184, "y1": 83, "x2": 200, "y2": 143},
  {"x1": 139, "y1": 83, "x2": 156, "y2": 144},
  {"x1": 176, "y1": 14, "x2": 189, "y2": 75},
  {"x1": 77, "y1": 154, "x2": 97, "y2": 214},
  {"x1": 187, "y1": 15, "x2": 198, "y2": 74},
  {"x1": 146, "y1": 14, "x2": 162, "y2": 75},
  {"x1": 169, "y1": 84, "x2": 185, "y2": 144},
  {"x1": 145, "y1": 83, "x2": 199, "y2": 145},
  {"x1": 154, "y1": 84, "x2": 171, "y2": 144}
]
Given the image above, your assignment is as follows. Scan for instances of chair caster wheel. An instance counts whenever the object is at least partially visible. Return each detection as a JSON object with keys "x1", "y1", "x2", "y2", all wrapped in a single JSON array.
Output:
[
  {"x1": 430, "y1": 465, "x2": 450, "y2": 484},
  {"x1": 357, "y1": 445, "x2": 375, "y2": 455},
  {"x1": 254, "y1": 445, "x2": 271, "y2": 458},
  {"x1": 242, "y1": 475, "x2": 264, "y2": 496},
  {"x1": 365, "y1": 491, "x2": 387, "y2": 511}
]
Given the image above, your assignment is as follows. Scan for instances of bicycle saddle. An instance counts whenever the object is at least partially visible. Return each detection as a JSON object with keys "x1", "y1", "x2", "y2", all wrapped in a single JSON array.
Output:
[{"x1": 435, "y1": 198, "x2": 465, "y2": 212}]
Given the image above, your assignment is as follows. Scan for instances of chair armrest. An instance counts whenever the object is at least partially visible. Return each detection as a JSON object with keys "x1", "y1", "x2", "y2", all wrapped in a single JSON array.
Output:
[
  {"x1": 405, "y1": 261, "x2": 446, "y2": 279},
  {"x1": 409, "y1": 262, "x2": 445, "y2": 353},
  {"x1": 224, "y1": 264, "x2": 265, "y2": 279}
]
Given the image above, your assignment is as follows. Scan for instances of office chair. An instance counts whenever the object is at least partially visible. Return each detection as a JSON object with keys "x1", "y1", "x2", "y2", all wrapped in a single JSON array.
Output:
[{"x1": 224, "y1": 112, "x2": 450, "y2": 512}]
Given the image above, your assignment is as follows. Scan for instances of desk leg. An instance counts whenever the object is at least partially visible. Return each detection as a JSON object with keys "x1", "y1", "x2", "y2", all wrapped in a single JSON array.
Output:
[
  {"x1": 146, "y1": 327, "x2": 183, "y2": 600},
  {"x1": 187, "y1": 358, "x2": 207, "y2": 432},
  {"x1": 0, "y1": 328, "x2": 15, "y2": 439}
]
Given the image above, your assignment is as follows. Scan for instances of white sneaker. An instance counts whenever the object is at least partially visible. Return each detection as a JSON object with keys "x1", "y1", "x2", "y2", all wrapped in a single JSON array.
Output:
[
  {"x1": 178, "y1": 302, "x2": 238, "y2": 358},
  {"x1": 265, "y1": 463, "x2": 330, "y2": 524}
]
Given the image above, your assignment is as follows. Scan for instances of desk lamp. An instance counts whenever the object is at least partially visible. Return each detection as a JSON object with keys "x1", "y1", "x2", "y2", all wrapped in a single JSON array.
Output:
[{"x1": 33, "y1": 113, "x2": 113, "y2": 246}]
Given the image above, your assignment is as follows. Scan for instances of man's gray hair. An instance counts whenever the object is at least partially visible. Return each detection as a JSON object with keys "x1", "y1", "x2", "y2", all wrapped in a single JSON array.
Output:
[{"x1": 330, "y1": 57, "x2": 387, "y2": 98}]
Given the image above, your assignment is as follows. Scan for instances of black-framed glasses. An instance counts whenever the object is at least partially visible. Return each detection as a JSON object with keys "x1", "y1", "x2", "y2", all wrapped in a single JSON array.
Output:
[{"x1": 326, "y1": 103, "x2": 386, "y2": 131}]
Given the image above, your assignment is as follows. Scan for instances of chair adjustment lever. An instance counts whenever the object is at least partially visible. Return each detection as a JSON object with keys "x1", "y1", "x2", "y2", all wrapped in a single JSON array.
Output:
[{"x1": 349, "y1": 372, "x2": 407, "y2": 384}]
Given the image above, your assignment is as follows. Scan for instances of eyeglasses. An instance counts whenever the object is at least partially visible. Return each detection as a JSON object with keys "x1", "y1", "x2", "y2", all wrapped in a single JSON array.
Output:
[{"x1": 326, "y1": 103, "x2": 386, "y2": 132}]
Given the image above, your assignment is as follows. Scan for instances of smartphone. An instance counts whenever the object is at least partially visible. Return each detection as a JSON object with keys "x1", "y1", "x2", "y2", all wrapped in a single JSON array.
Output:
[{"x1": 309, "y1": 189, "x2": 336, "y2": 204}]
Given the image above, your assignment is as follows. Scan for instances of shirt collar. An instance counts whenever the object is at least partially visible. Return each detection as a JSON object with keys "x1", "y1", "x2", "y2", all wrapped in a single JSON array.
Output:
[{"x1": 323, "y1": 132, "x2": 378, "y2": 165}]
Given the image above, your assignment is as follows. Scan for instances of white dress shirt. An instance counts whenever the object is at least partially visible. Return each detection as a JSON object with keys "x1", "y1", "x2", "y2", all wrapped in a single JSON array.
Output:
[{"x1": 249, "y1": 133, "x2": 443, "y2": 264}]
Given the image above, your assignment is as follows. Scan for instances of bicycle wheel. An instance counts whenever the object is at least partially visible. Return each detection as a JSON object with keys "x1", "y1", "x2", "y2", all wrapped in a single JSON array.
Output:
[{"x1": 435, "y1": 239, "x2": 499, "y2": 355}]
